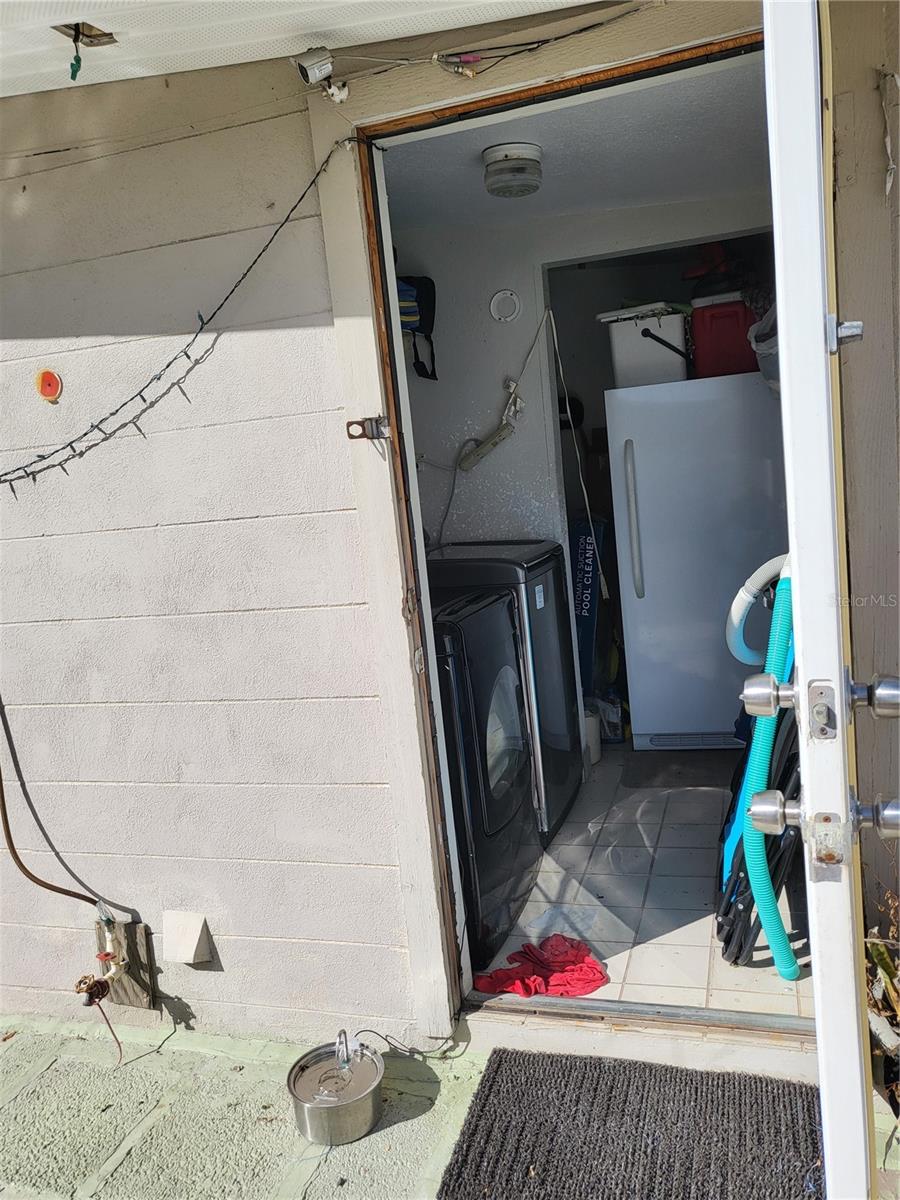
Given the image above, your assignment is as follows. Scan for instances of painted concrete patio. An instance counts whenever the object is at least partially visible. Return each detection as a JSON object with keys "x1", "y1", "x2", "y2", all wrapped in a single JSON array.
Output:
[
  {"x1": 2, "y1": 1014, "x2": 897, "y2": 1199},
  {"x1": 0, "y1": 1015, "x2": 484, "y2": 1199}
]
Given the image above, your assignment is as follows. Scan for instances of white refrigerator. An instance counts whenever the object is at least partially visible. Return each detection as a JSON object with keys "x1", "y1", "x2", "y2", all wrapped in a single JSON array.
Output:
[{"x1": 605, "y1": 373, "x2": 787, "y2": 750}]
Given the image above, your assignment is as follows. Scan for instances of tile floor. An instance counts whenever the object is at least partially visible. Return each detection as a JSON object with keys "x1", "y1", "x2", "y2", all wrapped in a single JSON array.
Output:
[{"x1": 485, "y1": 745, "x2": 812, "y2": 1016}]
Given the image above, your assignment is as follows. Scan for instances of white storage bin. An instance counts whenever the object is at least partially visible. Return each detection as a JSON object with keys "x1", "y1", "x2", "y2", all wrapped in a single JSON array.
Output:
[{"x1": 597, "y1": 304, "x2": 687, "y2": 388}]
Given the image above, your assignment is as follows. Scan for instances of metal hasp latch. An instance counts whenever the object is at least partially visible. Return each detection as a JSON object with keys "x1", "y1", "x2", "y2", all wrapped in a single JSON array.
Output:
[
  {"x1": 750, "y1": 790, "x2": 900, "y2": 843},
  {"x1": 346, "y1": 416, "x2": 389, "y2": 441},
  {"x1": 826, "y1": 314, "x2": 864, "y2": 354}
]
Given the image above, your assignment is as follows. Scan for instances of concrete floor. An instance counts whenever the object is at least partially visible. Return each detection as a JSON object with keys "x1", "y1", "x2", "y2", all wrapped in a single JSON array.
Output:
[
  {"x1": 2, "y1": 1013, "x2": 897, "y2": 1199},
  {"x1": 0, "y1": 1015, "x2": 485, "y2": 1200}
]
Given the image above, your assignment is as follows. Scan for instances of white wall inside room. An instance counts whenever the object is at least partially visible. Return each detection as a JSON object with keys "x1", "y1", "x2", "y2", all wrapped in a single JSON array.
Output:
[{"x1": 384, "y1": 53, "x2": 771, "y2": 545}]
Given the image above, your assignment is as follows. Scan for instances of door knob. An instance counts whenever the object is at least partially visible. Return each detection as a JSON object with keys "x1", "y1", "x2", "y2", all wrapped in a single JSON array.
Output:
[
  {"x1": 849, "y1": 674, "x2": 899, "y2": 719},
  {"x1": 748, "y1": 788, "x2": 801, "y2": 835},
  {"x1": 856, "y1": 796, "x2": 900, "y2": 840},
  {"x1": 750, "y1": 790, "x2": 899, "y2": 841},
  {"x1": 741, "y1": 673, "x2": 797, "y2": 718}
]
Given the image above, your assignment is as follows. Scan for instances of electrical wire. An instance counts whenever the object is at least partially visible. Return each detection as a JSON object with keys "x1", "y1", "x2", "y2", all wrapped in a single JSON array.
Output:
[
  {"x1": 335, "y1": 53, "x2": 433, "y2": 65},
  {"x1": 5, "y1": 1, "x2": 649, "y2": 164},
  {"x1": 0, "y1": 137, "x2": 354, "y2": 490},
  {"x1": 447, "y1": 3, "x2": 646, "y2": 57},
  {"x1": 418, "y1": 455, "x2": 455, "y2": 473},
  {"x1": 94, "y1": 1000, "x2": 124, "y2": 1067},
  {"x1": 0, "y1": 706, "x2": 96, "y2": 907},
  {"x1": 435, "y1": 438, "x2": 479, "y2": 548},
  {"x1": 432, "y1": 306, "x2": 553, "y2": 545},
  {"x1": 354, "y1": 1027, "x2": 460, "y2": 1059}
]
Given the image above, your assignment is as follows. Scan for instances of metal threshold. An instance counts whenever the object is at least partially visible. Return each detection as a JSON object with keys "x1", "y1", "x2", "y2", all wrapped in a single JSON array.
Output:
[{"x1": 465, "y1": 991, "x2": 816, "y2": 1039}]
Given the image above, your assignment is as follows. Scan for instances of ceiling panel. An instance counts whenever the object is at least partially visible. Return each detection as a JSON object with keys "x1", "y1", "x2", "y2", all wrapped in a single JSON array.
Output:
[
  {"x1": 384, "y1": 54, "x2": 770, "y2": 229},
  {"x1": 0, "y1": 1, "x2": 590, "y2": 97}
]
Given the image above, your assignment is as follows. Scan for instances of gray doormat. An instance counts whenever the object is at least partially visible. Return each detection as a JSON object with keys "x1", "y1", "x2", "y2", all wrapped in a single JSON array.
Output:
[
  {"x1": 437, "y1": 1049, "x2": 823, "y2": 1200},
  {"x1": 621, "y1": 748, "x2": 742, "y2": 789}
]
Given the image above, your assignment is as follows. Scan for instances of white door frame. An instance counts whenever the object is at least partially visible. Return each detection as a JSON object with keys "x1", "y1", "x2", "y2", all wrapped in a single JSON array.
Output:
[
  {"x1": 763, "y1": 2, "x2": 873, "y2": 1195},
  {"x1": 370, "y1": 149, "x2": 475, "y2": 998}
]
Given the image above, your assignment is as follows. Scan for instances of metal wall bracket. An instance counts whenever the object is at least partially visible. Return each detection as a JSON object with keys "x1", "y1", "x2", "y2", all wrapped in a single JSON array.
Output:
[
  {"x1": 346, "y1": 416, "x2": 389, "y2": 441},
  {"x1": 808, "y1": 681, "x2": 837, "y2": 740},
  {"x1": 826, "y1": 314, "x2": 864, "y2": 353}
]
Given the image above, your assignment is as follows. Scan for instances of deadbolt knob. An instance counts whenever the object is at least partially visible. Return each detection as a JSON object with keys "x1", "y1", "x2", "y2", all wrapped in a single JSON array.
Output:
[
  {"x1": 741, "y1": 673, "x2": 797, "y2": 718},
  {"x1": 871, "y1": 676, "x2": 900, "y2": 719},
  {"x1": 850, "y1": 674, "x2": 899, "y2": 719},
  {"x1": 749, "y1": 789, "x2": 802, "y2": 835},
  {"x1": 856, "y1": 796, "x2": 900, "y2": 841}
]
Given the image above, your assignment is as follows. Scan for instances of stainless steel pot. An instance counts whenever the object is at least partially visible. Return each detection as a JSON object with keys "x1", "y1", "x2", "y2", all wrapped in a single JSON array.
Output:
[{"x1": 287, "y1": 1031, "x2": 384, "y2": 1146}]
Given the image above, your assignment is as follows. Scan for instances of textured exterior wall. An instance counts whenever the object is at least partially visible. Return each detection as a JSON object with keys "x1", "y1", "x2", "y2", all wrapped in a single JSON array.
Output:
[
  {"x1": 0, "y1": 1, "x2": 771, "y2": 1041},
  {"x1": 0, "y1": 60, "x2": 415, "y2": 1040},
  {"x1": 831, "y1": 1, "x2": 899, "y2": 940}
]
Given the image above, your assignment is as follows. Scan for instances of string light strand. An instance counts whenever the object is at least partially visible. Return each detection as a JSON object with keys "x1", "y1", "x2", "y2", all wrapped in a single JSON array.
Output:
[{"x1": 1, "y1": 137, "x2": 355, "y2": 493}]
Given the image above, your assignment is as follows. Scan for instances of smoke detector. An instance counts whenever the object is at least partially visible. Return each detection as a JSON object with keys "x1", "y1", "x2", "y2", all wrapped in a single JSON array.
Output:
[{"x1": 482, "y1": 143, "x2": 543, "y2": 199}]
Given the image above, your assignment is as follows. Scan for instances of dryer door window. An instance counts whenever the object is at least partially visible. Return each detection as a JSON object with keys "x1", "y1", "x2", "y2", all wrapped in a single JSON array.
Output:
[{"x1": 485, "y1": 664, "x2": 528, "y2": 817}]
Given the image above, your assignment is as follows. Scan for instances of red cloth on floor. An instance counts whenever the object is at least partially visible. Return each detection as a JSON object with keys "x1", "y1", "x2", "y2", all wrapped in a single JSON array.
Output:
[{"x1": 473, "y1": 933, "x2": 609, "y2": 998}]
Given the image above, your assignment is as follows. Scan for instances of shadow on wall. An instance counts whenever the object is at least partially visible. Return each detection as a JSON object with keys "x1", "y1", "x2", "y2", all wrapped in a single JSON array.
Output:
[{"x1": 0, "y1": 692, "x2": 141, "y2": 922}]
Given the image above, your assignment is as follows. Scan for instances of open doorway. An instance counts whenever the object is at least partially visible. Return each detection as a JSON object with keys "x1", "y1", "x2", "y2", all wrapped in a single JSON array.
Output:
[{"x1": 375, "y1": 46, "x2": 810, "y2": 1023}]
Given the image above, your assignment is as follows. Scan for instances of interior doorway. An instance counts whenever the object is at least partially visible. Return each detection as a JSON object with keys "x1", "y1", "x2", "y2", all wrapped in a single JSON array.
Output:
[{"x1": 362, "y1": 40, "x2": 812, "y2": 1027}]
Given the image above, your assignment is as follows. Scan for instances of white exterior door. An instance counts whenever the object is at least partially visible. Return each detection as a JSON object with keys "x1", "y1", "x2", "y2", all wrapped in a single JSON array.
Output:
[{"x1": 763, "y1": 2, "x2": 874, "y2": 1196}]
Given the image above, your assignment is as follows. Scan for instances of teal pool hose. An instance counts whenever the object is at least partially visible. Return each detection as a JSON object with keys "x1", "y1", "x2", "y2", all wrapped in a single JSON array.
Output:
[{"x1": 741, "y1": 575, "x2": 800, "y2": 981}]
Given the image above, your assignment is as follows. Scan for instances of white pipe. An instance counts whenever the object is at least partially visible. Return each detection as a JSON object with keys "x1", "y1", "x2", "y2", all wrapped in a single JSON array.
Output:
[
  {"x1": 725, "y1": 553, "x2": 789, "y2": 665},
  {"x1": 100, "y1": 920, "x2": 126, "y2": 982}
]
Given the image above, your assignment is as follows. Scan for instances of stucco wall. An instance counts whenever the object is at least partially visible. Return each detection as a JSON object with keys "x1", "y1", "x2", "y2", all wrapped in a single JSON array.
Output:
[{"x1": 0, "y1": 60, "x2": 416, "y2": 1041}]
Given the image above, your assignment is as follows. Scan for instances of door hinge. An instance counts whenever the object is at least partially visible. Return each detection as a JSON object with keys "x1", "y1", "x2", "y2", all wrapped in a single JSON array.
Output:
[
  {"x1": 346, "y1": 416, "x2": 390, "y2": 441},
  {"x1": 826, "y1": 314, "x2": 863, "y2": 354}
]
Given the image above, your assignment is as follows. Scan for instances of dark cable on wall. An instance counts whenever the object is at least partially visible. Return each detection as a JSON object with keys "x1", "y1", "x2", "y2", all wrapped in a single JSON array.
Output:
[{"x1": 0, "y1": 699, "x2": 96, "y2": 907}]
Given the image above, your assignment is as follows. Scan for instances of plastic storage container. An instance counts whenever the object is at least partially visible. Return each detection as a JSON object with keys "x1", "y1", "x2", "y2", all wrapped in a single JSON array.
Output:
[
  {"x1": 691, "y1": 292, "x2": 758, "y2": 378},
  {"x1": 597, "y1": 304, "x2": 688, "y2": 388}
]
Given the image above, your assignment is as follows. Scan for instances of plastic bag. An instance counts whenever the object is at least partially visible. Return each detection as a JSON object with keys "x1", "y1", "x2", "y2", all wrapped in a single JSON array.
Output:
[{"x1": 747, "y1": 303, "x2": 779, "y2": 395}]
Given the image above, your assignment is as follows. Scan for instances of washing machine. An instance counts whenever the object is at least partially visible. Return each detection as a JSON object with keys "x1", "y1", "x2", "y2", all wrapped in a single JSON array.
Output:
[
  {"x1": 428, "y1": 541, "x2": 583, "y2": 843},
  {"x1": 433, "y1": 590, "x2": 542, "y2": 971}
]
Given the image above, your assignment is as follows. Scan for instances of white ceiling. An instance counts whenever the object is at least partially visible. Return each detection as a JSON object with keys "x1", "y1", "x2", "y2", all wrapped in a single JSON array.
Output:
[
  {"x1": 384, "y1": 53, "x2": 770, "y2": 228},
  {"x1": 0, "y1": 0, "x2": 593, "y2": 98}
]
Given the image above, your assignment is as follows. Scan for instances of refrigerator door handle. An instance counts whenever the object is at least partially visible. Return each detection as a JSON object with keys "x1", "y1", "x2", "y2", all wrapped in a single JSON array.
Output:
[{"x1": 623, "y1": 439, "x2": 645, "y2": 599}]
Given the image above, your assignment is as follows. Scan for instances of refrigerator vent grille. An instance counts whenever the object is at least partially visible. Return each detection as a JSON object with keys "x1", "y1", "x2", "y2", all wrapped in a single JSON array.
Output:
[{"x1": 649, "y1": 733, "x2": 743, "y2": 749}]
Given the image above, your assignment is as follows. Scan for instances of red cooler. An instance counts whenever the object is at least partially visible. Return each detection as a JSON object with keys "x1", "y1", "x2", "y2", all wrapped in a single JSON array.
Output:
[{"x1": 691, "y1": 293, "x2": 758, "y2": 378}]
